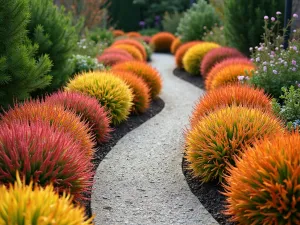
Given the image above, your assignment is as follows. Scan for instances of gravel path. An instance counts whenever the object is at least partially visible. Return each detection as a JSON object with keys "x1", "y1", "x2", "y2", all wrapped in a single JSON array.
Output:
[{"x1": 91, "y1": 53, "x2": 219, "y2": 225}]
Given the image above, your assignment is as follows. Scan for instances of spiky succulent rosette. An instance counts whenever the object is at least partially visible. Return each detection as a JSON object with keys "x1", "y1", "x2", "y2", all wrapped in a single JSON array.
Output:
[
  {"x1": 190, "y1": 84, "x2": 272, "y2": 128},
  {"x1": 224, "y1": 133, "x2": 300, "y2": 225},
  {"x1": 171, "y1": 37, "x2": 182, "y2": 54},
  {"x1": 111, "y1": 44, "x2": 143, "y2": 61},
  {"x1": 185, "y1": 106, "x2": 284, "y2": 183},
  {"x1": 112, "y1": 61, "x2": 162, "y2": 98},
  {"x1": 102, "y1": 48, "x2": 134, "y2": 59},
  {"x1": 175, "y1": 41, "x2": 202, "y2": 68},
  {"x1": 66, "y1": 71, "x2": 133, "y2": 125},
  {"x1": 126, "y1": 32, "x2": 142, "y2": 38},
  {"x1": 112, "y1": 70, "x2": 150, "y2": 114},
  {"x1": 113, "y1": 39, "x2": 147, "y2": 60},
  {"x1": 2, "y1": 100, "x2": 95, "y2": 156},
  {"x1": 97, "y1": 52, "x2": 133, "y2": 66},
  {"x1": 205, "y1": 57, "x2": 254, "y2": 90},
  {"x1": 0, "y1": 121, "x2": 94, "y2": 201},
  {"x1": 150, "y1": 32, "x2": 176, "y2": 52},
  {"x1": 45, "y1": 91, "x2": 112, "y2": 143},
  {"x1": 0, "y1": 173, "x2": 93, "y2": 224},
  {"x1": 200, "y1": 47, "x2": 245, "y2": 78},
  {"x1": 183, "y1": 42, "x2": 220, "y2": 75}
]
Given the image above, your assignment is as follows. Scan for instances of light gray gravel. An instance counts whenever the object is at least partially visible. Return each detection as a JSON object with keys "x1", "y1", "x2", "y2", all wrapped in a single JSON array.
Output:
[{"x1": 91, "y1": 53, "x2": 219, "y2": 225}]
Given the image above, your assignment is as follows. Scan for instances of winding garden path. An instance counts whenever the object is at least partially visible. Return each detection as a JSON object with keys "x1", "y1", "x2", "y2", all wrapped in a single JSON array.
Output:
[{"x1": 91, "y1": 54, "x2": 218, "y2": 225}]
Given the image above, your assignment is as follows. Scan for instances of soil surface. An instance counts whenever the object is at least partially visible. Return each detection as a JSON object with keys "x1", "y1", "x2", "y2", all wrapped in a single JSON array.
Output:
[{"x1": 173, "y1": 68, "x2": 205, "y2": 89}]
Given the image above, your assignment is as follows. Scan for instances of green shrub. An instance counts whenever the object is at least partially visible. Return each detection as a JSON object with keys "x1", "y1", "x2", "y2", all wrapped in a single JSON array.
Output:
[
  {"x1": 0, "y1": 0, "x2": 52, "y2": 108},
  {"x1": 141, "y1": 42, "x2": 153, "y2": 61},
  {"x1": 224, "y1": 0, "x2": 284, "y2": 55},
  {"x1": 162, "y1": 12, "x2": 182, "y2": 34},
  {"x1": 177, "y1": 0, "x2": 220, "y2": 42},
  {"x1": 69, "y1": 54, "x2": 106, "y2": 75},
  {"x1": 139, "y1": 28, "x2": 160, "y2": 36},
  {"x1": 87, "y1": 28, "x2": 114, "y2": 46},
  {"x1": 203, "y1": 25, "x2": 227, "y2": 46},
  {"x1": 27, "y1": 0, "x2": 78, "y2": 92}
]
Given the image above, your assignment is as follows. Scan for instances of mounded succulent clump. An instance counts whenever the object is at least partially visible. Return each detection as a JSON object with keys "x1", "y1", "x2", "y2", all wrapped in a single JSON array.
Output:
[
  {"x1": 111, "y1": 44, "x2": 143, "y2": 61},
  {"x1": 126, "y1": 32, "x2": 142, "y2": 38},
  {"x1": 200, "y1": 47, "x2": 245, "y2": 78},
  {"x1": 112, "y1": 70, "x2": 150, "y2": 114},
  {"x1": 66, "y1": 71, "x2": 133, "y2": 125},
  {"x1": 112, "y1": 29, "x2": 125, "y2": 37},
  {"x1": 175, "y1": 41, "x2": 202, "y2": 68},
  {"x1": 102, "y1": 48, "x2": 134, "y2": 59},
  {"x1": 2, "y1": 101, "x2": 95, "y2": 156},
  {"x1": 185, "y1": 106, "x2": 284, "y2": 183},
  {"x1": 190, "y1": 84, "x2": 272, "y2": 128},
  {"x1": 45, "y1": 91, "x2": 112, "y2": 143},
  {"x1": 224, "y1": 133, "x2": 300, "y2": 225},
  {"x1": 0, "y1": 173, "x2": 93, "y2": 224},
  {"x1": 97, "y1": 52, "x2": 133, "y2": 66},
  {"x1": 171, "y1": 37, "x2": 182, "y2": 54},
  {"x1": 150, "y1": 32, "x2": 176, "y2": 52},
  {"x1": 138, "y1": 36, "x2": 152, "y2": 44},
  {"x1": 205, "y1": 57, "x2": 254, "y2": 90},
  {"x1": 0, "y1": 121, "x2": 94, "y2": 201},
  {"x1": 113, "y1": 39, "x2": 147, "y2": 60},
  {"x1": 112, "y1": 61, "x2": 162, "y2": 98},
  {"x1": 183, "y1": 42, "x2": 220, "y2": 75}
]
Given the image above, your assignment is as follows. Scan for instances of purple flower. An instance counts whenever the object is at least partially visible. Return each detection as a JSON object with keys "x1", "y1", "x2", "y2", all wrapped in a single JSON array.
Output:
[
  {"x1": 273, "y1": 70, "x2": 278, "y2": 74},
  {"x1": 293, "y1": 46, "x2": 298, "y2": 51},
  {"x1": 238, "y1": 76, "x2": 245, "y2": 81},
  {"x1": 293, "y1": 14, "x2": 298, "y2": 18},
  {"x1": 271, "y1": 17, "x2": 276, "y2": 22},
  {"x1": 276, "y1": 11, "x2": 282, "y2": 15},
  {"x1": 292, "y1": 67, "x2": 297, "y2": 71},
  {"x1": 264, "y1": 16, "x2": 269, "y2": 20},
  {"x1": 256, "y1": 57, "x2": 260, "y2": 62},
  {"x1": 155, "y1": 15, "x2": 161, "y2": 21},
  {"x1": 139, "y1": 21, "x2": 146, "y2": 27},
  {"x1": 292, "y1": 59, "x2": 297, "y2": 65},
  {"x1": 263, "y1": 66, "x2": 267, "y2": 72},
  {"x1": 298, "y1": 83, "x2": 300, "y2": 88}
]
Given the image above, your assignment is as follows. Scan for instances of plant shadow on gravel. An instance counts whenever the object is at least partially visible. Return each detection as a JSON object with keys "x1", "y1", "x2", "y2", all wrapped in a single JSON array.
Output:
[{"x1": 84, "y1": 97, "x2": 165, "y2": 218}]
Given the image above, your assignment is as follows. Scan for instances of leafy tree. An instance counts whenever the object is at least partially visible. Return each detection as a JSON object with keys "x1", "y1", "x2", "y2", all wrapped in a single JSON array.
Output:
[{"x1": 0, "y1": 0, "x2": 52, "y2": 108}]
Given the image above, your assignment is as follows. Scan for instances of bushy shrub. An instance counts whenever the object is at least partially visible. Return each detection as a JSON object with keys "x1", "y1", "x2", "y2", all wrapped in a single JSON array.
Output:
[
  {"x1": 112, "y1": 44, "x2": 144, "y2": 61},
  {"x1": 28, "y1": 0, "x2": 78, "y2": 92},
  {"x1": 0, "y1": 0, "x2": 52, "y2": 108},
  {"x1": 45, "y1": 91, "x2": 112, "y2": 143},
  {"x1": 112, "y1": 29, "x2": 125, "y2": 37},
  {"x1": 112, "y1": 70, "x2": 150, "y2": 114},
  {"x1": 224, "y1": 0, "x2": 285, "y2": 55},
  {"x1": 203, "y1": 25, "x2": 227, "y2": 46},
  {"x1": 2, "y1": 101, "x2": 95, "y2": 156},
  {"x1": 139, "y1": 28, "x2": 159, "y2": 36},
  {"x1": 201, "y1": 47, "x2": 244, "y2": 77},
  {"x1": 249, "y1": 14, "x2": 300, "y2": 98},
  {"x1": 126, "y1": 32, "x2": 142, "y2": 38},
  {"x1": 162, "y1": 11, "x2": 182, "y2": 34},
  {"x1": 141, "y1": 41, "x2": 153, "y2": 61},
  {"x1": 175, "y1": 41, "x2": 202, "y2": 68},
  {"x1": 183, "y1": 42, "x2": 220, "y2": 75},
  {"x1": 190, "y1": 84, "x2": 272, "y2": 128},
  {"x1": 150, "y1": 32, "x2": 176, "y2": 52},
  {"x1": 112, "y1": 61, "x2": 162, "y2": 98},
  {"x1": 171, "y1": 38, "x2": 182, "y2": 55},
  {"x1": 0, "y1": 173, "x2": 93, "y2": 224},
  {"x1": 208, "y1": 64, "x2": 255, "y2": 90},
  {"x1": 113, "y1": 39, "x2": 147, "y2": 60},
  {"x1": 97, "y1": 52, "x2": 133, "y2": 66},
  {"x1": 177, "y1": 0, "x2": 220, "y2": 42},
  {"x1": 185, "y1": 106, "x2": 284, "y2": 183},
  {"x1": 66, "y1": 71, "x2": 133, "y2": 125},
  {"x1": 205, "y1": 57, "x2": 254, "y2": 90},
  {"x1": 0, "y1": 121, "x2": 94, "y2": 201},
  {"x1": 224, "y1": 133, "x2": 300, "y2": 225},
  {"x1": 75, "y1": 37, "x2": 106, "y2": 58},
  {"x1": 69, "y1": 54, "x2": 105, "y2": 75}
]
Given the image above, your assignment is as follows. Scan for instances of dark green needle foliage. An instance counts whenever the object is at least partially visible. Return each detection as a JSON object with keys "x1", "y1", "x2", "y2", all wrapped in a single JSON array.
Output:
[{"x1": 0, "y1": 0, "x2": 52, "y2": 109}]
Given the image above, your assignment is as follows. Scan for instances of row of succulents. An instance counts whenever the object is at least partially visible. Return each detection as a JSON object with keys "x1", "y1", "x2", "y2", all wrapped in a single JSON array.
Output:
[{"x1": 0, "y1": 29, "x2": 163, "y2": 223}]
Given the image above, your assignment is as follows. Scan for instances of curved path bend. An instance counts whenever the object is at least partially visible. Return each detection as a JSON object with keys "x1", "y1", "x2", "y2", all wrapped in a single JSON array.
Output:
[{"x1": 91, "y1": 54, "x2": 218, "y2": 225}]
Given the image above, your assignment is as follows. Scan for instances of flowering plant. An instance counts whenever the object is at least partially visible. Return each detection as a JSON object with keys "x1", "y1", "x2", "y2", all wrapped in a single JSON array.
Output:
[
  {"x1": 69, "y1": 54, "x2": 106, "y2": 75},
  {"x1": 249, "y1": 12, "x2": 300, "y2": 98}
]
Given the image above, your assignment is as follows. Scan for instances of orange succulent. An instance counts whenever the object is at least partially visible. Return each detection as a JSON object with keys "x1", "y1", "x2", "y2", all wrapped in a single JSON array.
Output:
[
  {"x1": 113, "y1": 39, "x2": 147, "y2": 60},
  {"x1": 175, "y1": 41, "x2": 202, "y2": 68},
  {"x1": 224, "y1": 133, "x2": 300, "y2": 225},
  {"x1": 110, "y1": 44, "x2": 143, "y2": 61},
  {"x1": 170, "y1": 37, "x2": 182, "y2": 54},
  {"x1": 150, "y1": 32, "x2": 176, "y2": 52},
  {"x1": 190, "y1": 84, "x2": 272, "y2": 128},
  {"x1": 112, "y1": 29, "x2": 125, "y2": 37},
  {"x1": 126, "y1": 32, "x2": 142, "y2": 38}
]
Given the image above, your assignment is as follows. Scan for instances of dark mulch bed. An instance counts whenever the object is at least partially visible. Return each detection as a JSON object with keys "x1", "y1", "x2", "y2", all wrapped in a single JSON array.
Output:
[
  {"x1": 84, "y1": 97, "x2": 165, "y2": 218},
  {"x1": 175, "y1": 67, "x2": 235, "y2": 225},
  {"x1": 173, "y1": 68, "x2": 205, "y2": 89}
]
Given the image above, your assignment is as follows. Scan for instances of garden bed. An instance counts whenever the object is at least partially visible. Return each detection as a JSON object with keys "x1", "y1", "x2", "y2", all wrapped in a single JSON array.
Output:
[{"x1": 85, "y1": 97, "x2": 165, "y2": 217}]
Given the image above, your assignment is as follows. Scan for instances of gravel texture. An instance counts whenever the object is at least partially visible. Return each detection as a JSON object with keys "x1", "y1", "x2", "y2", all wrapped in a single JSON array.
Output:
[{"x1": 91, "y1": 53, "x2": 218, "y2": 225}]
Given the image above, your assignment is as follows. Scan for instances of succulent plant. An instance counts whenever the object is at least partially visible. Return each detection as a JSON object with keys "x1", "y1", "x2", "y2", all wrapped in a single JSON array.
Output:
[
  {"x1": 126, "y1": 32, "x2": 142, "y2": 38},
  {"x1": 111, "y1": 44, "x2": 143, "y2": 61},
  {"x1": 170, "y1": 37, "x2": 182, "y2": 54},
  {"x1": 112, "y1": 29, "x2": 125, "y2": 37},
  {"x1": 45, "y1": 91, "x2": 112, "y2": 143},
  {"x1": 200, "y1": 47, "x2": 245, "y2": 77},
  {"x1": 112, "y1": 70, "x2": 150, "y2": 114},
  {"x1": 66, "y1": 71, "x2": 133, "y2": 125},
  {"x1": 103, "y1": 48, "x2": 134, "y2": 59},
  {"x1": 2, "y1": 100, "x2": 95, "y2": 157},
  {"x1": 183, "y1": 42, "x2": 220, "y2": 75},
  {"x1": 224, "y1": 133, "x2": 300, "y2": 225},
  {"x1": 0, "y1": 120, "x2": 94, "y2": 201},
  {"x1": 97, "y1": 52, "x2": 133, "y2": 66},
  {"x1": 190, "y1": 84, "x2": 272, "y2": 128},
  {"x1": 112, "y1": 61, "x2": 162, "y2": 98},
  {"x1": 185, "y1": 106, "x2": 284, "y2": 183},
  {"x1": 113, "y1": 39, "x2": 147, "y2": 60},
  {"x1": 205, "y1": 57, "x2": 254, "y2": 90},
  {"x1": 150, "y1": 32, "x2": 176, "y2": 52},
  {"x1": 0, "y1": 172, "x2": 93, "y2": 224},
  {"x1": 175, "y1": 41, "x2": 202, "y2": 68}
]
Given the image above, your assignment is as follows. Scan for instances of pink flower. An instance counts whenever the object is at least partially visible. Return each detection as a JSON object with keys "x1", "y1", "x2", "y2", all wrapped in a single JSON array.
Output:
[
  {"x1": 293, "y1": 14, "x2": 298, "y2": 18},
  {"x1": 276, "y1": 11, "x2": 282, "y2": 15},
  {"x1": 271, "y1": 17, "x2": 276, "y2": 22},
  {"x1": 292, "y1": 59, "x2": 297, "y2": 65},
  {"x1": 264, "y1": 16, "x2": 269, "y2": 20}
]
